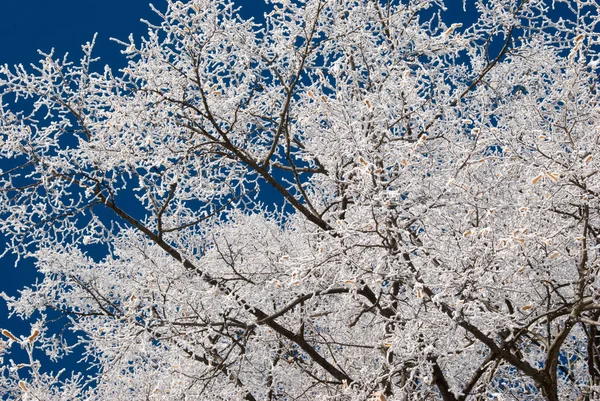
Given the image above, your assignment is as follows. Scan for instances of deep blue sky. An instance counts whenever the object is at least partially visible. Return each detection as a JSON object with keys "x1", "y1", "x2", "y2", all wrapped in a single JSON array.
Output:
[
  {"x1": 1, "y1": 1, "x2": 152, "y2": 68},
  {"x1": 0, "y1": 1, "x2": 271, "y2": 66}
]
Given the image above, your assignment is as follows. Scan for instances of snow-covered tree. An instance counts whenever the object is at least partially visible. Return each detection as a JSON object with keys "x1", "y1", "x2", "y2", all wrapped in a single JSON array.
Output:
[{"x1": 1, "y1": 0, "x2": 599, "y2": 399}]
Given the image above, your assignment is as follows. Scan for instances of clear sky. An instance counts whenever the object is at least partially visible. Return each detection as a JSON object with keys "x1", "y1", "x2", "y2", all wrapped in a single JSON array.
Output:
[
  {"x1": 1, "y1": 1, "x2": 151, "y2": 67},
  {"x1": 0, "y1": 1, "x2": 270, "y2": 66}
]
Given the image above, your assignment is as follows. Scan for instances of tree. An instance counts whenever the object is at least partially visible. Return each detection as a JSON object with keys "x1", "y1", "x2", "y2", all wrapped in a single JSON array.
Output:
[{"x1": 0, "y1": 0, "x2": 599, "y2": 399}]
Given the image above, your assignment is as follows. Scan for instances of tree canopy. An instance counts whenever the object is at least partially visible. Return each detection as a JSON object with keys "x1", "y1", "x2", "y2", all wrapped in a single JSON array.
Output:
[{"x1": 1, "y1": 0, "x2": 599, "y2": 399}]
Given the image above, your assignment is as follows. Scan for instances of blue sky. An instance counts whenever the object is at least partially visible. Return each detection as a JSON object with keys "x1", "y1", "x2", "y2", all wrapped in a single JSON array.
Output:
[{"x1": 1, "y1": 1, "x2": 152, "y2": 68}]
